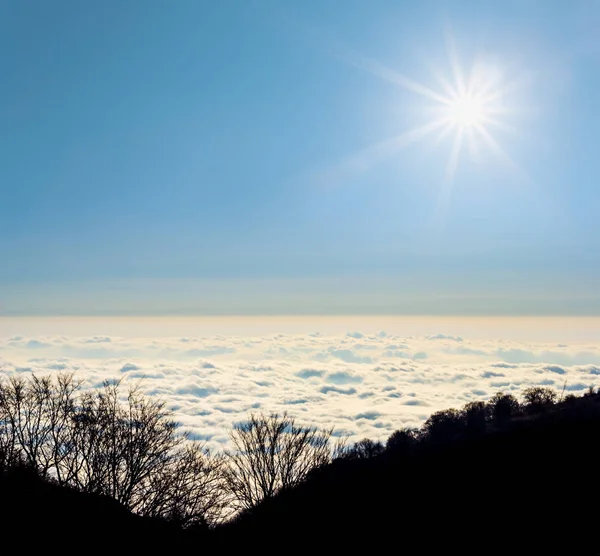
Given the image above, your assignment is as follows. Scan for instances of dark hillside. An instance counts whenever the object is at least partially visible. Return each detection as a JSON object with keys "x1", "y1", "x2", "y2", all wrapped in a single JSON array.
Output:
[
  {"x1": 218, "y1": 396, "x2": 600, "y2": 553},
  {"x1": 2, "y1": 380, "x2": 600, "y2": 554},
  {"x1": 0, "y1": 465, "x2": 202, "y2": 551}
]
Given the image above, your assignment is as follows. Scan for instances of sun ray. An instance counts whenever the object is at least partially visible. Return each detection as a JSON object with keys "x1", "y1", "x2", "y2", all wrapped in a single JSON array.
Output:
[
  {"x1": 481, "y1": 115, "x2": 519, "y2": 135},
  {"x1": 474, "y1": 124, "x2": 511, "y2": 163},
  {"x1": 316, "y1": 119, "x2": 448, "y2": 188},
  {"x1": 428, "y1": 63, "x2": 461, "y2": 101},
  {"x1": 432, "y1": 126, "x2": 464, "y2": 231},
  {"x1": 431, "y1": 120, "x2": 457, "y2": 147},
  {"x1": 322, "y1": 31, "x2": 528, "y2": 205},
  {"x1": 445, "y1": 126, "x2": 464, "y2": 184},
  {"x1": 465, "y1": 127, "x2": 480, "y2": 160},
  {"x1": 479, "y1": 73, "x2": 533, "y2": 105},
  {"x1": 347, "y1": 53, "x2": 453, "y2": 105},
  {"x1": 444, "y1": 29, "x2": 467, "y2": 97},
  {"x1": 474, "y1": 124, "x2": 530, "y2": 185}
]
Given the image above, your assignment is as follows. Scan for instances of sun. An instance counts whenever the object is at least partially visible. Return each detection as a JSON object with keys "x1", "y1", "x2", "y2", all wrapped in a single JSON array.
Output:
[
  {"x1": 447, "y1": 95, "x2": 485, "y2": 128},
  {"x1": 322, "y1": 33, "x2": 526, "y2": 191}
]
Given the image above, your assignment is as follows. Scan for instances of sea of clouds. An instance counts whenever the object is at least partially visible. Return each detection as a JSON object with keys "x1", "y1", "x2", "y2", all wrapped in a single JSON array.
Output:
[{"x1": 1, "y1": 317, "x2": 600, "y2": 451}]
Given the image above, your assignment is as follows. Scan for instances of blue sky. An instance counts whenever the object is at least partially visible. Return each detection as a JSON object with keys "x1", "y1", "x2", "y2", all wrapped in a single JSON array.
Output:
[{"x1": 2, "y1": 0, "x2": 599, "y2": 315}]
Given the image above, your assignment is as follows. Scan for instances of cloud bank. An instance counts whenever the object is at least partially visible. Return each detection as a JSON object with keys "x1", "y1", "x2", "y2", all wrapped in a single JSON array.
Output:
[{"x1": 2, "y1": 324, "x2": 600, "y2": 451}]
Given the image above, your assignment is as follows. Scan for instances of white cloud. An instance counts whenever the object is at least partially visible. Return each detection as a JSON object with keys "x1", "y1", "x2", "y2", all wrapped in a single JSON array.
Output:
[
  {"x1": 2, "y1": 320, "x2": 600, "y2": 451},
  {"x1": 427, "y1": 334, "x2": 463, "y2": 342}
]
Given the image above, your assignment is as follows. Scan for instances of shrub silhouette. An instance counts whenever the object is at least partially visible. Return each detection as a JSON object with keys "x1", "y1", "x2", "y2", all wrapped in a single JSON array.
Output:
[{"x1": 563, "y1": 393, "x2": 578, "y2": 405}]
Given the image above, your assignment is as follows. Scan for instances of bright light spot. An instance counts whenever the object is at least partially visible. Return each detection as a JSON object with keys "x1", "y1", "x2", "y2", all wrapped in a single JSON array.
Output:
[
  {"x1": 326, "y1": 34, "x2": 527, "y2": 193},
  {"x1": 448, "y1": 95, "x2": 484, "y2": 127}
]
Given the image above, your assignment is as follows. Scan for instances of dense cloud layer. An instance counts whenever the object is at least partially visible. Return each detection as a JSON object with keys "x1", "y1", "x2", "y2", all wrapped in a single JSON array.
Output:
[{"x1": 2, "y1": 329, "x2": 600, "y2": 450}]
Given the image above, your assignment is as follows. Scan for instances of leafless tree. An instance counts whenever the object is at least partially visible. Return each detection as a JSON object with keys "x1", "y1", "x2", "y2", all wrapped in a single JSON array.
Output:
[
  {"x1": 224, "y1": 412, "x2": 339, "y2": 511},
  {"x1": 138, "y1": 443, "x2": 230, "y2": 527},
  {"x1": 0, "y1": 373, "x2": 229, "y2": 525},
  {"x1": 0, "y1": 377, "x2": 20, "y2": 470},
  {"x1": 0, "y1": 373, "x2": 81, "y2": 476},
  {"x1": 59, "y1": 379, "x2": 182, "y2": 512}
]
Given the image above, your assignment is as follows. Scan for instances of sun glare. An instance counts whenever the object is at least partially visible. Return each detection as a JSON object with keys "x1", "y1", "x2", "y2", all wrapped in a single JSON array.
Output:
[
  {"x1": 447, "y1": 95, "x2": 485, "y2": 128},
  {"x1": 334, "y1": 33, "x2": 526, "y2": 191}
]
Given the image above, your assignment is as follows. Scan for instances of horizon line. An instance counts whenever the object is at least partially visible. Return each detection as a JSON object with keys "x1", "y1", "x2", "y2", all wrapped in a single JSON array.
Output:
[{"x1": 3, "y1": 312, "x2": 600, "y2": 318}]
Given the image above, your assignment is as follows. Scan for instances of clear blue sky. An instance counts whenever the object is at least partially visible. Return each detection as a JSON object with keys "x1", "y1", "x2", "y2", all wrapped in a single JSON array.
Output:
[{"x1": 2, "y1": 0, "x2": 599, "y2": 315}]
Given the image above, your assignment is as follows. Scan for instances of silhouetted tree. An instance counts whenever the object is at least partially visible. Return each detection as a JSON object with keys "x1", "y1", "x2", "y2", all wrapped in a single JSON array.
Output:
[
  {"x1": 462, "y1": 401, "x2": 489, "y2": 436},
  {"x1": 0, "y1": 373, "x2": 81, "y2": 478},
  {"x1": 138, "y1": 443, "x2": 229, "y2": 527},
  {"x1": 522, "y1": 386, "x2": 557, "y2": 414},
  {"x1": 342, "y1": 438, "x2": 385, "y2": 460},
  {"x1": 63, "y1": 380, "x2": 182, "y2": 512},
  {"x1": 487, "y1": 392, "x2": 519, "y2": 426},
  {"x1": 563, "y1": 393, "x2": 578, "y2": 405},
  {"x1": 422, "y1": 409, "x2": 464, "y2": 443},
  {"x1": 385, "y1": 427, "x2": 419, "y2": 456},
  {"x1": 7, "y1": 370, "x2": 600, "y2": 537},
  {"x1": 224, "y1": 412, "x2": 337, "y2": 510},
  {"x1": 0, "y1": 373, "x2": 228, "y2": 525}
]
